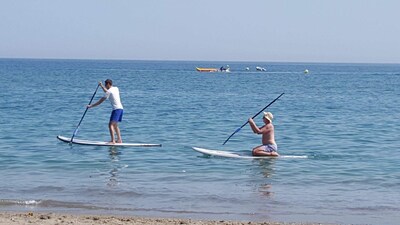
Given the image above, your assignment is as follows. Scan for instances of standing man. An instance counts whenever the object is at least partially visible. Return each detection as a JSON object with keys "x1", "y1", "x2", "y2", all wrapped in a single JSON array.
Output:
[
  {"x1": 88, "y1": 79, "x2": 124, "y2": 144},
  {"x1": 248, "y1": 112, "x2": 278, "y2": 157}
]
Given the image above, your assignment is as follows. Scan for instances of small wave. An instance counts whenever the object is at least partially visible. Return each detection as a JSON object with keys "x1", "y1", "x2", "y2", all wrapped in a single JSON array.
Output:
[
  {"x1": 0, "y1": 199, "x2": 41, "y2": 206},
  {"x1": 348, "y1": 205, "x2": 400, "y2": 212},
  {"x1": 0, "y1": 199, "x2": 99, "y2": 210},
  {"x1": 0, "y1": 198, "x2": 256, "y2": 218},
  {"x1": 21, "y1": 186, "x2": 65, "y2": 193}
]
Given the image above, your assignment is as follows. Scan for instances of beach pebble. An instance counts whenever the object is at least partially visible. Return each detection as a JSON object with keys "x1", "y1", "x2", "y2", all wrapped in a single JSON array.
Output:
[{"x1": 39, "y1": 214, "x2": 51, "y2": 219}]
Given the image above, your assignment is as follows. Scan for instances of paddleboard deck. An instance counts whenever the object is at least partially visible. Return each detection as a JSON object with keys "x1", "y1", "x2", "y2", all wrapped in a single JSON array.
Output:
[
  {"x1": 57, "y1": 135, "x2": 162, "y2": 147},
  {"x1": 192, "y1": 147, "x2": 307, "y2": 159}
]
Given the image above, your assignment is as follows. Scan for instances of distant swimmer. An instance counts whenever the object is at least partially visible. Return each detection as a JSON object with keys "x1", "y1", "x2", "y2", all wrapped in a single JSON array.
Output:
[
  {"x1": 248, "y1": 112, "x2": 278, "y2": 157},
  {"x1": 304, "y1": 69, "x2": 309, "y2": 74},
  {"x1": 87, "y1": 79, "x2": 124, "y2": 144}
]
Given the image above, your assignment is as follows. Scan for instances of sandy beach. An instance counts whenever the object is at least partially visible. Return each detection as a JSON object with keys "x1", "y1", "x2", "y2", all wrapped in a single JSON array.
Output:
[{"x1": 0, "y1": 212, "x2": 329, "y2": 225}]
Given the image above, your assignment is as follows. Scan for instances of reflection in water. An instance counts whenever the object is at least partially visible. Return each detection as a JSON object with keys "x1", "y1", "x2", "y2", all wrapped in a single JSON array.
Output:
[
  {"x1": 257, "y1": 158, "x2": 276, "y2": 178},
  {"x1": 108, "y1": 146, "x2": 120, "y2": 187},
  {"x1": 258, "y1": 183, "x2": 273, "y2": 197},
  {"x1": 255, "y1": 159, "x2": 277, "y2": 197}
]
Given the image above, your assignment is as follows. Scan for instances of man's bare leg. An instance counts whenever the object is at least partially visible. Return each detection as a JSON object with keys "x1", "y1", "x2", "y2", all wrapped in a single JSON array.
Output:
[
  {"x1": 114, "y1": 123, "x2": 122, "y2": 143},
  {"x1": 252, "y1": 145, "x2": 279, "y2": 157},
  {"x1": 108, "y1": 122, "x2": 116, "y2": 144}
]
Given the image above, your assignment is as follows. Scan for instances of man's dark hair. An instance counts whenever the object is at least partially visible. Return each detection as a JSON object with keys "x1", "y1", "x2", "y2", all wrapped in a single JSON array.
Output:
[{"x1": 105, "y1": 79, "x2": 113, "y2": 86}]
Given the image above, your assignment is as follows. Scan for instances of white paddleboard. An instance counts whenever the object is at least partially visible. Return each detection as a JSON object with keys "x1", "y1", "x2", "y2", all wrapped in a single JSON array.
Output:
[
  {"x1": 192, "y1": 147, "x2": 307, "y2": 159},
  {"x1": 57, "y1": 135, "x2": 162, "y2": 147}
]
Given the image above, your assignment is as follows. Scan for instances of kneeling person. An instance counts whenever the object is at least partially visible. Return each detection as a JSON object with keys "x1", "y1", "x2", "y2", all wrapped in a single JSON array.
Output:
[{"x1": 248, "y1": 112, "x2": 278, "y2": 157}]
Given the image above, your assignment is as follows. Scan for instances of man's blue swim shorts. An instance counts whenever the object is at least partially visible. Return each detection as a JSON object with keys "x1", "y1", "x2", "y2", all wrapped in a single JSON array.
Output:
[{"x1": 110, "y1": 109, "x2": 123, "y2": 122}]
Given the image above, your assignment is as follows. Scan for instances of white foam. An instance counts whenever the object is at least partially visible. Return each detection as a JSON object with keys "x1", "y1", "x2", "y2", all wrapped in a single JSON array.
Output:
[{"x1": 280, "y1": 155, "x2": 308, "y2": 159}]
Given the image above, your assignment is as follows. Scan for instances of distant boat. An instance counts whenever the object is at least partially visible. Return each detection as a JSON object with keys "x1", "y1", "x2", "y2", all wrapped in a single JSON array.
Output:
[
  {"x1": 223, "y1": 67, "x2": 230, "y2": 72},
  {"x1": 196, "y1": 67, "x2": 218, "y2": 72},
  {"x1": 219, "y1": 65, "x2": 230, "y2": 72},
  {"x1": 256, "y1": 66, "x2": 266, "y2": 71},
  {"x1": 219, "y1": 65, "x2": 231, "y2": 73}
]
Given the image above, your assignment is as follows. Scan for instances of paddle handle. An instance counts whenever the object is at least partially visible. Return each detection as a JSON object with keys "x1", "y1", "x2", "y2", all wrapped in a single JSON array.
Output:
[
  {"x1": 70, "y1": 83, "x2": 100, "y2": 143},
  {"x1": 222, "y1": 93, "x2": 284, "y2": 145},
  {"x1": 250, "y1": 92, "x2": 284, "y2": 119}
]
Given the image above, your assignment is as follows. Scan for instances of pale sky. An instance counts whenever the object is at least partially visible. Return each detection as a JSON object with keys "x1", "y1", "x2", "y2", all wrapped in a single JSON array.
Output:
[{"x1": 1, "y1": 0, "x2": 399, "y2": 63}]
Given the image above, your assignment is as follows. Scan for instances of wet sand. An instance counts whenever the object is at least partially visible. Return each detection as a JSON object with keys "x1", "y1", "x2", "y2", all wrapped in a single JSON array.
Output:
[{"x1": 0, "y1": 212, "x2": 329, "y2": 225}]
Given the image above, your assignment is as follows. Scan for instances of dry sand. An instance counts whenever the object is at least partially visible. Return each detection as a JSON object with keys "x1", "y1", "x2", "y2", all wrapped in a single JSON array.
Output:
[{"x1": 0, "y1": 212, "x2": 329, "y2": 225}]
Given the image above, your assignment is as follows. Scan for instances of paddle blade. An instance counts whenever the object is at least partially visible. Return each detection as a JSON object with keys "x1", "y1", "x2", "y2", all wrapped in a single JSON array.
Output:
[{"x1": 73, "y1": 128, "x2": 79, "y2": 136}]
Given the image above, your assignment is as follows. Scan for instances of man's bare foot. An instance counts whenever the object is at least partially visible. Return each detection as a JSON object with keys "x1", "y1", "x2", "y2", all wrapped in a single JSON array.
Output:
[
  {"x1": 116, "y1": 140, "x2": 122, "y2": 144},
  {"x1": 107, "y1": 141, "x2": 116, "y2": 145}
]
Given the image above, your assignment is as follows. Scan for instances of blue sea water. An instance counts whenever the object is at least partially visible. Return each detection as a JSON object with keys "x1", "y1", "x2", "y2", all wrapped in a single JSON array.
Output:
[{"x1": 0, "y1": 59, "x2": 399, "y2": 225}]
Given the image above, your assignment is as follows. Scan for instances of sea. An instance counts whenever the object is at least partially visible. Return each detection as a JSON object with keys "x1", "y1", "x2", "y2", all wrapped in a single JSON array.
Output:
[{"x1": 0, "y1": 59, "x2": 399, "y2": 225}]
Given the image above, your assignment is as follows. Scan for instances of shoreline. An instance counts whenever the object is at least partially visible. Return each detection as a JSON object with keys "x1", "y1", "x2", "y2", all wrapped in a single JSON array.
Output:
[{"x1": 0, "y1": 211, "x2": 329, "y2": 225}]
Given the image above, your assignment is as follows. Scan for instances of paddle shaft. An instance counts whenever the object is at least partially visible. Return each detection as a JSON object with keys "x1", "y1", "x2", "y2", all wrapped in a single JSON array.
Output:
[
  {"x1": 222, "y1": 93, "x2": 284, "y2": 145},
  {"x1": 70, "y1": 84, "x2": 100, "y2": 143}
]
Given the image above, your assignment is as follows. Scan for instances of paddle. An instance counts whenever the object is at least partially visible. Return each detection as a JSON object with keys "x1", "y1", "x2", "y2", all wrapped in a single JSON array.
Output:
[
  {"x1": 222, "y1": 93, "x2": 284, "y2": 145},
  {"x1": 70, "y1": 83, "x2": 100, "y2": 143}
]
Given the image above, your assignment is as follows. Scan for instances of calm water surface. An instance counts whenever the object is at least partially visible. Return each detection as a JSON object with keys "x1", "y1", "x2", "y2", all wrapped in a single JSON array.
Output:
[{"x1": 0, "y1": 59, "x2": 399, "y2": 225}]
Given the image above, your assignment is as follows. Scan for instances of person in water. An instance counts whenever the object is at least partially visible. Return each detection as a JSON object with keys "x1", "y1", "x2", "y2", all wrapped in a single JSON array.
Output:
[
  {"x1": 248, "y1": 112, "x2": 278, "y2": 156},
  {"x1": 88, "y1": 79, "x2": 124, "y2": 144}
]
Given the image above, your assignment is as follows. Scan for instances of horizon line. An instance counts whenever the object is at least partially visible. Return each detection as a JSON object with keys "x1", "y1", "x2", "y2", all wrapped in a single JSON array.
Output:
[{"x1": 1, "y1": 57, "x2": 399, "y2": 65}]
